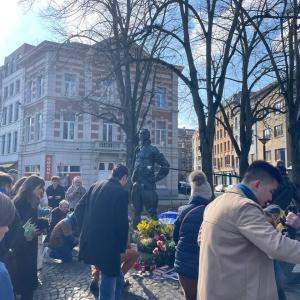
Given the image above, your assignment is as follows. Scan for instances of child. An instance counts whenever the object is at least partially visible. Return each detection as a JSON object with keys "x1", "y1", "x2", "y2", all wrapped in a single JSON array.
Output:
[{"x1": 0, "y1": 192, "x2": 16, "y2": 300}]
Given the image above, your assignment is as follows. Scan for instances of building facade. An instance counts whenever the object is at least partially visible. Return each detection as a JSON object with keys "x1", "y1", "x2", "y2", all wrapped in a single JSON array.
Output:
[
  {"x1": 178, "y1": 127, "x2": 195, "y2": 181},
  {"x1": 0, "y1": 41, "x2": 179, "y2": 196}
]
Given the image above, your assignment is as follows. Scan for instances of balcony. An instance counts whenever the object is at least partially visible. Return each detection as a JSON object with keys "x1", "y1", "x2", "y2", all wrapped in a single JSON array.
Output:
[{"x1": 93, "y1": 141, "x2": 123, "y2": 152}]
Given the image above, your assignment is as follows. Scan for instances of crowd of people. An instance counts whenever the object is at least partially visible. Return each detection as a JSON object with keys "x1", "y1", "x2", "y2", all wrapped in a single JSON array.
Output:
[{"x1": 0, "y1": 160, "x2": 300, "y2": 300}]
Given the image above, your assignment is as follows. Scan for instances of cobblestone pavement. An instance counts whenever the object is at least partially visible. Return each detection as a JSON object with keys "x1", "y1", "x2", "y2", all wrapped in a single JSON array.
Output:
[
  {"x1": 34, "y1": 257, "x2": 300, "y2": 299},
  {"x1": 34, "y1": 259, "x2": 184, "y2": 300}
]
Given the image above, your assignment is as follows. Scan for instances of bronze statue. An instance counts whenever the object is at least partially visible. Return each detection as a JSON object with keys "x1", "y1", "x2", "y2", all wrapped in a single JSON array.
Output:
[{"x1": 131, "y1": 128, "x2": 170, "y2": 228}]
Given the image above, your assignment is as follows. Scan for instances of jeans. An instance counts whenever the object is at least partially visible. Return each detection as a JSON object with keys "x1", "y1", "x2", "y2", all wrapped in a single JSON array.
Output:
[
  {"x1": 50, "y1": 239, "x2": 75, "y2": 262},
  {"x1": 274, "y1": 260, "x2": 287, "y2": 300},
  {"x1": 99, "y1": 272, "x2": 123, "y2": 300}
]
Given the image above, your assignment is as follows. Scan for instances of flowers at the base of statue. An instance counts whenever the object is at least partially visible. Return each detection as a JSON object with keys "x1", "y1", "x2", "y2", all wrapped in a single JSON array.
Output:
[
  {"x1": 157, "y1": 240, "x2": 164, "y2": 248},
  {"x1": 153, "y1": 247, "x2": 159, "y2": 255}
]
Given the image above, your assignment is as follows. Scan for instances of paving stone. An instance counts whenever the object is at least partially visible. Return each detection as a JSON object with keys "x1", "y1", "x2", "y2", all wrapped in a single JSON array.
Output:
[{"x1": 34, "y1": 259, "x2": 184, "y2": 299}]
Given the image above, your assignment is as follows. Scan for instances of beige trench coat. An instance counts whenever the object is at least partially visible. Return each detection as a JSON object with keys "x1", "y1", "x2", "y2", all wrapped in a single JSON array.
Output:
[{"x1": 198, "y1": 187, "x2": 300, "y2": 300}]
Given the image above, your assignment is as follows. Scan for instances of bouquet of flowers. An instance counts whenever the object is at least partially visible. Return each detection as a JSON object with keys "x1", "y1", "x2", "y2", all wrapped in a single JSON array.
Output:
[{"x1": 137, "y1": 219, "x2": 175, "y2": 267}]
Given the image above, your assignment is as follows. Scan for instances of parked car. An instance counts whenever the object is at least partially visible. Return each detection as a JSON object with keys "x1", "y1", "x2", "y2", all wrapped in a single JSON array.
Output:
[{"x1": 178, "y1": 181, "x2": 191, "y2": 195}]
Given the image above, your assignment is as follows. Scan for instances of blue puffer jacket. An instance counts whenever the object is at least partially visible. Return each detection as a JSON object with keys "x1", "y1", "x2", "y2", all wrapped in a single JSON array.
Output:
[{"x1": 173, "y1": 195, "x2": 209, "y2": 279}]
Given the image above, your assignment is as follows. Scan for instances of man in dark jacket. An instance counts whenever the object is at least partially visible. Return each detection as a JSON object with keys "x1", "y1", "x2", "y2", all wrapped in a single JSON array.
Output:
[
  {"x1": 46, "y1": 176, "x2": 65, "y2": 209},
  {"x1": 78, "y1": 164, "x2": 129, "y2": 300}
]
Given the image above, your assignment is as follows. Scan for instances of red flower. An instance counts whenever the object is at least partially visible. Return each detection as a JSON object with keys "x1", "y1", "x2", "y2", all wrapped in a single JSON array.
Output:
[
  {"x1": 157, "y1": 240, "x2": 164, "y2": 248},
  {"x1": 154, "y1": 235, "x2": 160, "y2": 241},
  {"x1": 133, "y1": 261, "x2": 139, "y2": 269},
  {"x1": 153, "y1": 247, "x2": 159, "y2": 255}
]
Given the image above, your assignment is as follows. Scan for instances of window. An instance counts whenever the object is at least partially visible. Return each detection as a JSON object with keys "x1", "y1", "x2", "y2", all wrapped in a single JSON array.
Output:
[
  {"x1": 274, "y1": 124, "x2": 283, "y2": 137},
  {"x1": 1, "y1": 135, "x2": 5, "y2": 154},
  {"x1": 275, "y1": 148, "x2": 286, "y2": 163},
  {"x1": 102, "y1": 80, "x2": 114, "y2": 101},
  {"x1": 263, "y1": 128, "x2": 271, "y2": 139},
  {"x1": 13, "y1": 131, "x2": 18, "y2": 152},
  {"x1": 64, "y1": 73, "x2": 77, "y2": 97},
  {"x1": 99, "y1": 163, "x2": 105, "y2": 170},
  {"x1": 220, "y1": 129, "x2": 223, "y2": 139},
  {"x1": 36, "y1": 113, "x2": 42, "y2": 140},
  {"x1": 2, "y1": 107, "x2": 7, "y2": 125},
  {"x1": 25, "y1": 117, "x2": 34, "y2": 142},
  {"x1": 7, "y1": 133, "x2": 11, "y2": 153},
  {"x1": 70, "y1": 166, "x2": 80, "y2": 172},
  {"x1": 14, "y1": 103, "x2": 19, "y2": 121},
  {"x1": 26, "y1": 81, "x2": 33, "y2": 103},
  {"x1": 217, "y1": 144, "x2": 219, "y2": 154},
  {"x1": 274, "y1": 101, "x2": 283, "y2": 115},
  {"x1": 265, "y1": 150, "x2": 272, "y2": 162},
  {"x1": 63, "y1": 112, "x2": 75, "y2": 140},
  {"x1": 156, "y1": 87, "x2": 167, "y2": 108},
  {"x1": 24, "y1": 165, "x2": 40, "y2": 176},
  {"x1": 220, "y1": 143, "x2": 223, "y2": 153},
  {"x1": 234, "y1": 117, "x2": 238, "y2": 130},
  {"x1": 8, "y1": 104, "x2": 13, "y2": 123},
  {"x1": 9, "y1": 83, "x2": 14, "y2": 97},
  {"x1": 103, "y1": 122, "x2": 113, "y2": 142},
  {"x1": 4, "y1": 87, "x2": 8, "y2": 99},
  {"x1": 224, "y1": 142, "x2": 226, "y2": 152},
  {"x1": 15, "y1": 80, "x2": 20, "y2": 94},
  {"x1": 36, "y1": 76, "x2": 44, "y2": 98},
  {"x1": 155, "y1": 121, "x2": 166, "y2": 145},
  {"x1": 108, "y1": 163, "x2": 114, "y2": 170},
  {"x1": 225, "y1": 155, "x2": 231, "y2": 166}
]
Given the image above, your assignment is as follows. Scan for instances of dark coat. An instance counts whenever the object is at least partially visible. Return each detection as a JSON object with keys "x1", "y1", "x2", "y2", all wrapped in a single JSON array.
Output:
[
  {"x1": 46, "y1": 184, "x2": 65, "y2": 208},
  {"x1": 78, "y1": 178, "x2": 129, "y2": 276},
  {"x1": 272, "y1": 175, "x2": 300, "y2": 210},
  {"x1": 13, "y1": 197, "x2": 39, "y2": 297},
  {"x1": 50, "y1": 207, "x2": 68, "y2": 232},
  {"x1": 173, "y1": 195, "x2": 208, "y2": 279}
]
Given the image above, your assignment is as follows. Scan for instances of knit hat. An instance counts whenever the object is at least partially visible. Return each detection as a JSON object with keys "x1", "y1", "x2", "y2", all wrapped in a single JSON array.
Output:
[{"x1": 189, "y1": 171, "x2": 212, "y2": 200}]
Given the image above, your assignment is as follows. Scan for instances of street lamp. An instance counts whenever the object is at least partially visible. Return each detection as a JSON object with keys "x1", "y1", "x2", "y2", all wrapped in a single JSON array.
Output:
[{"x1": 258, "y1": 136, "x2": 271, "y2": 161}]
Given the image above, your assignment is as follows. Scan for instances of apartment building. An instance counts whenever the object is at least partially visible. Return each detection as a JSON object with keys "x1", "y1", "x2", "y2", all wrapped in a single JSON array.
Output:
[
  {"x1": 256, "y1": 97, "x2": 289, "y2": 166},
  {"x1": 0, "y1": 41, "x2": 179, "y2": 196},
  {"x1": 178, "y1": 127, "x2": 194, "y2": 180}
]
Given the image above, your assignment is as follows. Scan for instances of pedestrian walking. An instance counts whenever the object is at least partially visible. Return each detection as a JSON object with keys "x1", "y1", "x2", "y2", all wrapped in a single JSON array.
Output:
[
  {"x1": 78, "y1": 164, "x2": 129, "y2": 300},
  {"x1": 0, "y1": 192, "x2": 16, "y2": 300},
  {"x1": 46, "y1": 176, "x2": 65, "y2": 209},
  {"x1": 173, "y1": 170, "x2": 212, "y2": 300},
  {"x1": 65, "y1": 176, "x2": 86, "y2": 210},
  {"x1": 198, "y1": 160, "x2": 300, "y2": 300},
  {"x1": 13, "y1": 175, "x2": 45, "y2": 300}
]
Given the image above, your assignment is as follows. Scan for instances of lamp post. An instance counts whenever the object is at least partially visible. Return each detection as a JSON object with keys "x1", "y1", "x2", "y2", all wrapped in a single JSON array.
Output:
[{"x1": 258, "y1": 136, "x2": 271, "y2": 161}]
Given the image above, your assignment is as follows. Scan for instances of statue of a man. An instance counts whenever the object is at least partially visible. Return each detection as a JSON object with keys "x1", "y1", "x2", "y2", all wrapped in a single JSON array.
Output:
[{"x1": 131, "y1": 128, "x2": 170, "y2": 228}]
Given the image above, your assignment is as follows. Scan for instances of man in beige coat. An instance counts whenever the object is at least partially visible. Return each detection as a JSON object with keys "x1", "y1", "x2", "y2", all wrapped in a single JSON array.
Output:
[{"x1": 198, "y1": 160, "x2": 300, "y2": 300}]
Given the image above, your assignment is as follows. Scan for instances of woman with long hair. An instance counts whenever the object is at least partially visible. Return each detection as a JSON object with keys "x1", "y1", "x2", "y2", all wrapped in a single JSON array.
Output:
[
  {"x1": 13, "y1": 175, "x2": 45, "y2": 300},
  {"x1": 0, "y1": 192, "x2": 15, "y2": 300},
  {"x1": 10, "y1": 177, "x2": 28, "y2": 198},
  {"x1": 173, "y1": 171, "x2": 213, "y2": 300}
]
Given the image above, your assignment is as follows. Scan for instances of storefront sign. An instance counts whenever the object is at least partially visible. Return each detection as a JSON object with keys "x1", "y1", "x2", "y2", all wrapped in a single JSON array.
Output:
[{"x1": 45, "y1": 155, "x2": 53, "y2": 181}]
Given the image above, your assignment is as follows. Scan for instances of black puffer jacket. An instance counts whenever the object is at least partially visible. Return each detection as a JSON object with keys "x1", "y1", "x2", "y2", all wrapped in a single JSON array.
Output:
[{"x1": 173, "y1": 196, "x2": 209, "y2": 279}]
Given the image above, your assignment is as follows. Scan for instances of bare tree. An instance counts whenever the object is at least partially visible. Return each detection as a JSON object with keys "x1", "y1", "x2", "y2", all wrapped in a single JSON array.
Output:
[
  {"x1": 145, "y1": 0, "x2": 243, "y2": 187},
  {"x1": 218, "y1": 0, "x2": 284, "y2": 177},
  {"x1": 22, "y1": 0, "x2": 170, "y2": 172},
  {"x1": 233, "y1": 0, "x2": 300, "y2": 185}
]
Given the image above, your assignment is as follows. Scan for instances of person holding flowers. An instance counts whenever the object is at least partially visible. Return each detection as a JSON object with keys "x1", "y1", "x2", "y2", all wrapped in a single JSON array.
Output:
[
  {"x1": 13, "y1": 175, "x2": 45, "y2": 300},
  {"x1": 173, "y1": 170, "x2": 212, "y2": 300}
]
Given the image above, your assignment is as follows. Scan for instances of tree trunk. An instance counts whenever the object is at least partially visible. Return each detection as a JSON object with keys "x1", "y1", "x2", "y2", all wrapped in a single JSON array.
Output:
[{"x1": 239, "y1": 151, "x2": 249, "y2": 179}]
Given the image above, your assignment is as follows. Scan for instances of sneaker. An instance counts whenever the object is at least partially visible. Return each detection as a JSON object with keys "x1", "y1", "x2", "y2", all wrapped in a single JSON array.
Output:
[{"x1": 89, "y1": 280, "x2": 99, "y2": 298}]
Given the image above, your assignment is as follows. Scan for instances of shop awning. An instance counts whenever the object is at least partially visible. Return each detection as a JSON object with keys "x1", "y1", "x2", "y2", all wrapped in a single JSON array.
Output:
[{"x1": 0, "y1": 162, "x2": 17, "y2": 169}]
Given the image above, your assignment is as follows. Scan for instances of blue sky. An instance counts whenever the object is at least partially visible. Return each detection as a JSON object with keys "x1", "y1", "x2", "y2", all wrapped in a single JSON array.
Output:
[
  {"x1": 0, "y1": 1, "x2": 195, "y2": 129},
  {"x1": 0, "y1": 1, "x2": 54, "y2": 65}
]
